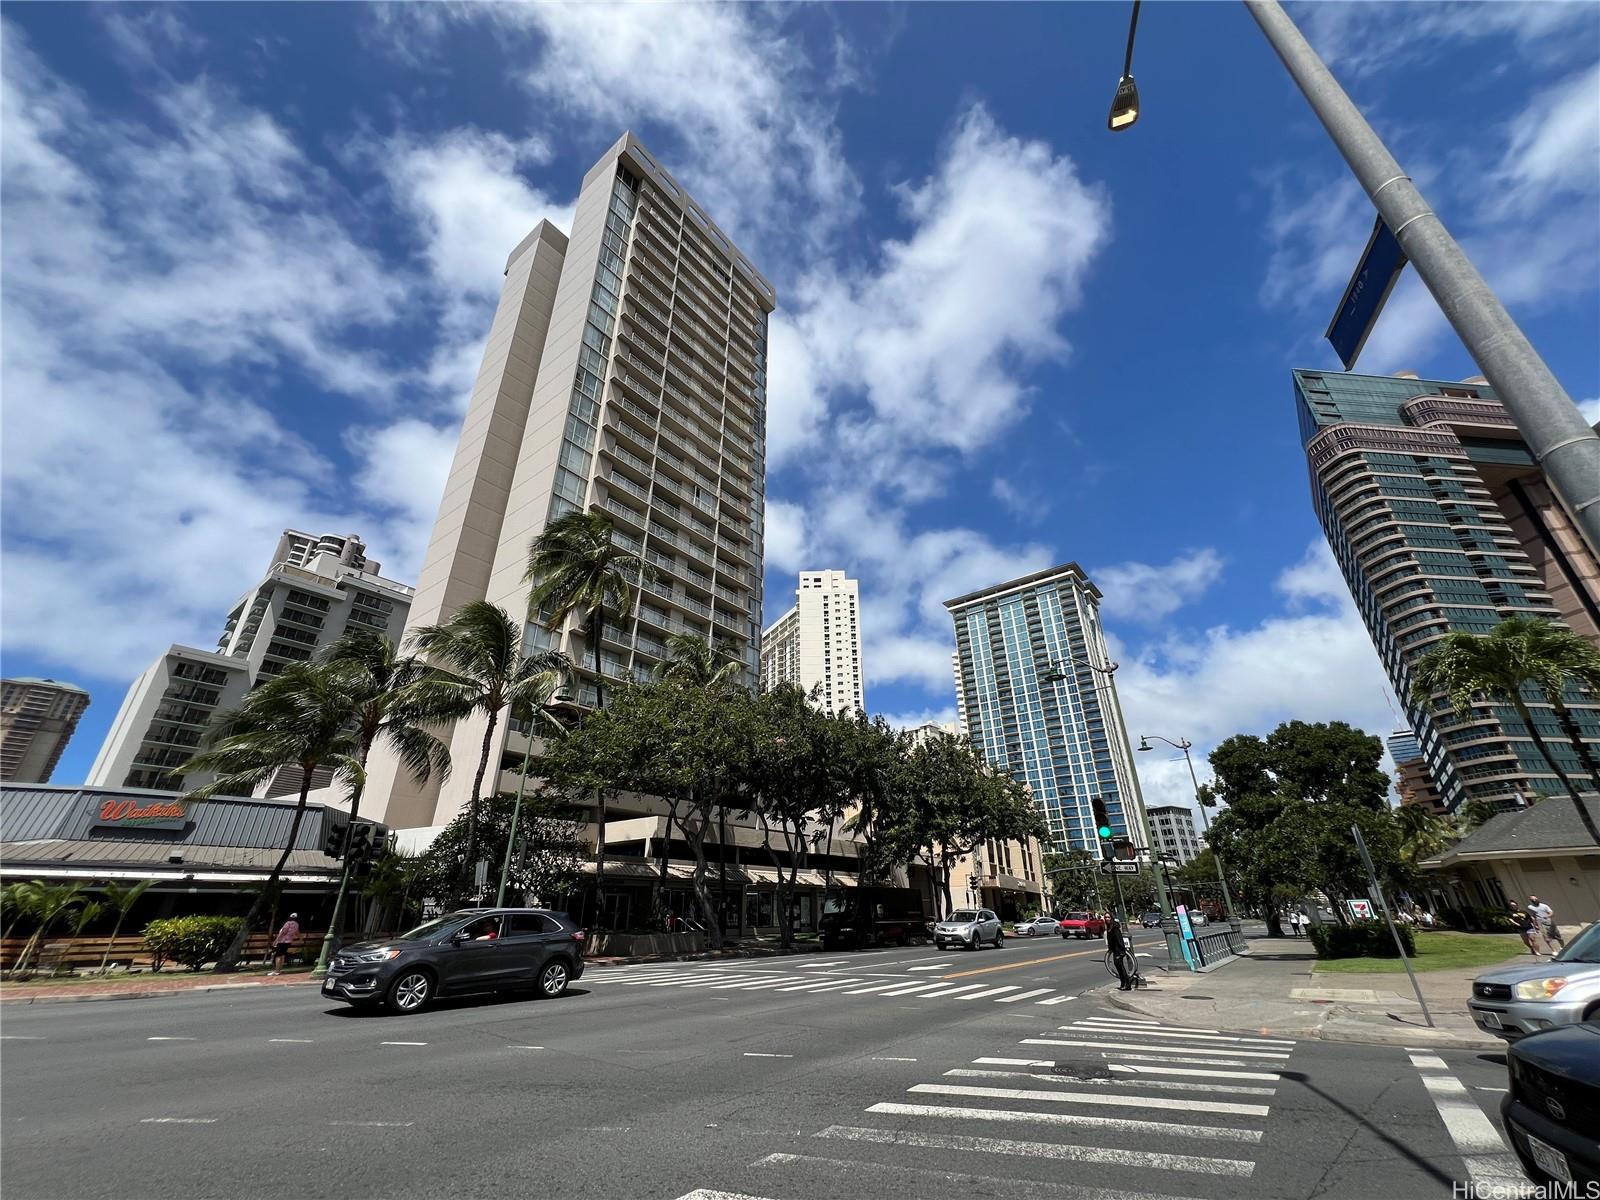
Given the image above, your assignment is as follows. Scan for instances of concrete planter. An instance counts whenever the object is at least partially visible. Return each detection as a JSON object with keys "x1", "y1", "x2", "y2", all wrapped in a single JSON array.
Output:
[{"x1": 587, "y1": 931, "x2": 707, "y2": 957}]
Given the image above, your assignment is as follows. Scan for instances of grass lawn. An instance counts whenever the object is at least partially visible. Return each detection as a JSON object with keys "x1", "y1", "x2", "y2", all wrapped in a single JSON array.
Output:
[{"x1": 1314, "y1": 930, "x2": 1526, "y2": 974}]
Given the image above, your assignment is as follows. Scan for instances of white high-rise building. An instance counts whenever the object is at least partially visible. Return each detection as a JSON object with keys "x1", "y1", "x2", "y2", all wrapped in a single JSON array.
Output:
[
  {"x1": 363, "y1": 132, "x2": 773, "y2": 834},
  {"x1": 87, "y1": 531, "x2": 412, "y2": 794},
  {"x1": 760, "y1": 571, "x2": 863, "y2": 714}
]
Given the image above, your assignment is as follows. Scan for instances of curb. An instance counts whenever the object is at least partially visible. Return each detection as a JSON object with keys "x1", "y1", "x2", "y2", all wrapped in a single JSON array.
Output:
[
  {"x1": 2, "y1": 978, "x2": 320, "y2": 1006},
  {"x1": 1101, "y1": 985, "x2": 1501, "y2": 1050}
]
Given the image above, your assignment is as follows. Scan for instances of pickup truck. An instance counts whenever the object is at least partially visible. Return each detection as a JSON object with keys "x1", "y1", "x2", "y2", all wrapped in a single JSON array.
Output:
[{"x1": 1058, "y1": 912, "x2": 1109, "y2": 939}]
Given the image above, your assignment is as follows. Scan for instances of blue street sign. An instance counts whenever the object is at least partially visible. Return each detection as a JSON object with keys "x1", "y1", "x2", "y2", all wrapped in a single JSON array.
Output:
[{"x1": 1325, "y1": 215, "x2": 1408, "y2": 370}]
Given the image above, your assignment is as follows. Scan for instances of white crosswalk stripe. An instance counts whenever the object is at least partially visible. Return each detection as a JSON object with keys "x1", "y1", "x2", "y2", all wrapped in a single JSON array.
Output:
[
  {"x1": 673, "y1": 1014, "x2": 1308, "y2": 1197},
  {"x1": 585, "y1": 962, "x2": 1083, "y2": 1007},
  {"x1": 1407, "y1": 1052, "x2": 1532, "y2": 1192}
]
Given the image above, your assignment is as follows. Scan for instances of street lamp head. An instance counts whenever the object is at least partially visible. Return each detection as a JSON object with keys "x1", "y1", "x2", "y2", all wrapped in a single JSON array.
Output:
[
  {"x1": 1136, "y1": 737, "x2": 1152, "y2": 752},
  {"x1": 1107, "y1": 74, "x2": 1140, "y2": 132}
]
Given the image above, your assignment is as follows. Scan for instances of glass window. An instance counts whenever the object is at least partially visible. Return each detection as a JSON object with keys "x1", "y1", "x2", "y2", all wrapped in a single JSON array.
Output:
[{"x1": 505, "y1": 913, "x2": 554, "y2": 937}]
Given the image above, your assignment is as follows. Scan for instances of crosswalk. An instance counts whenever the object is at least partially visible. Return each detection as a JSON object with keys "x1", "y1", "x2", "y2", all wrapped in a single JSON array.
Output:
[
  {"x1": 586, "y1": 962, "x2": 1080, "y2": 1008},
  {"x1": 668, "y1": 1013, "x2": 1300, "y2": 1199}
]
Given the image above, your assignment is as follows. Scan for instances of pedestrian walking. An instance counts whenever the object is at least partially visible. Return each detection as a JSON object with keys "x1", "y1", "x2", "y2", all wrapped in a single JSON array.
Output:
[
  {"x1": 267, "y1": 913, "x2": 301, "y2": 975},
  {"x1": 1528, "y1": 895, "x2": 1564, "y2": 951},
  {"x1": 1107, "y1": 918, "x2": 1134, "y2": 991},
  {"x1": 1509, "y1": 906, "x2": 1543, "y2": 956}
]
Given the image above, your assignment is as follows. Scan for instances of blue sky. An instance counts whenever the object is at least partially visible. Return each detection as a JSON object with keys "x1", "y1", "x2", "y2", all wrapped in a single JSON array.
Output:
[{"x1": 3, "y1": 2, "x2": 1597, "y2": 812}]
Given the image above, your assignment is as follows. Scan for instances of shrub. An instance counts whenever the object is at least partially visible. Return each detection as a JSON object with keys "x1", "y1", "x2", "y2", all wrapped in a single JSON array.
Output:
[
  {"x1": 1307, "y1": 920, "x2": 1415, "y2": 960},
  {"x1": 143, "y1": 916, "x2": 244, "y2": 971}
]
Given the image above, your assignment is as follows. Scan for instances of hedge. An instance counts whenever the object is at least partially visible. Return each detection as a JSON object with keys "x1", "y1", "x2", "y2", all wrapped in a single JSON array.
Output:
[
  {"x1": 1307, "y1": 920, "x2": 1415, "y2": 960},
  {"x1": 143, "y1": 916, "x2": 244, "y2": 971}
]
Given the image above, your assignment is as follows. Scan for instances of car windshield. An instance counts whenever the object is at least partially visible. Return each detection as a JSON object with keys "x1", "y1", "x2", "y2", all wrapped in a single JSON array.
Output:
[
  {"x1": 947, "y1": 910, "x2": 978, "y2": 922},
  {"x1": 394, "y1": 915, "x2": 474, "y2": 941},
  {"x1": 1067, "y1": 912, "x2": 1090, "y2": 921},
  {"x1": 1553, "y1": 920, "x2": 1600, "y2": 964}
]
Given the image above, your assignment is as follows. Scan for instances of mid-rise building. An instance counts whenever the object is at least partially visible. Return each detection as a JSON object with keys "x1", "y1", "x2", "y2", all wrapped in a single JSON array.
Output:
[
  {"x1": 87, "y1": 531, "x2": 412, "y2": 794},
  {"x1": 1387, "y1": 728, "x2": 1447, "y2": 813},
  {"x1": 946, "y1": 563, "x2": 1146, "y2": 855},
  {"x1": 760, "y1": 570, "x2": 863, "y2": 713},
  {"x1": 363, "y1": 132, "x2": 772, "y2": 835},
  {"x1": 0, "y1": 679, "x2": 90, "y2": 783},
  {"x1": 1147, "y1": 804, "x2": 1202, "y2": 866},
  {"x1": 1295, "y1": 369, "x2": 1600, "y2": 813}
]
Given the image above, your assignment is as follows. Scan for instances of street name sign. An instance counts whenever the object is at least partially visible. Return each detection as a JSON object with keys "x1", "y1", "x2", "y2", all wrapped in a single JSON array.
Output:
[
  {"x1": 1099, "y1": 861, "x2": 1140, "y2": 875},
  {"x1": 1326, "y1": 215, "x2": 1408, "y2": 370}
]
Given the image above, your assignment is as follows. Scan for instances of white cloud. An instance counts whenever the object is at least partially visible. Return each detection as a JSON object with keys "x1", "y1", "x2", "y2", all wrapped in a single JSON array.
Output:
[
  {"x1": 990, "y1": 477, "x2": 1041, "y2": 523},
  {"x1": 1490, "y1": 63, "x2": 1600, "y2": 216},
  {"x1": 763, "y1": 500, "x2": 809, "y2": 577},
  {"x1": 1094, "y1": 549, "x2": 1225, "y2": 624},
  {"x1": 1578, "y1": 397, "x2": 1600, "y2": 425},
  {"x1": 344, "y1": 418, "x2": 459, "y2": 583},
  {"x1": 1275, "y1": 540, "x2": 1348, "y2": 609},
  {"x1": 881, "y1": 707, "x2": 959, "y2": 733}
]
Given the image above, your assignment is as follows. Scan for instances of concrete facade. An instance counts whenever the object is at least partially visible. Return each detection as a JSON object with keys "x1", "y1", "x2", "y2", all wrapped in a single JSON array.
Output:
[
  {"x1": 0, "y1": 679, "x2": 90, "y2": 784},
  {"x1": 1147, "y1": 803, "x2": 1202, "y2": 866},
  {"x1": 759, "y1": 570, "x2": 864, "y2": 713},
  {"x1": 364, "y1": 133, "x2": 774, "y2": 841}
]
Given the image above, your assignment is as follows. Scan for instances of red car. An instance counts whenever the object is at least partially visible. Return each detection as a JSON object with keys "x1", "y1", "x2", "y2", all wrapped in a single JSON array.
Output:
[{"x1": 1058, "y1": 911, "x2": 1108, "y2": 939}]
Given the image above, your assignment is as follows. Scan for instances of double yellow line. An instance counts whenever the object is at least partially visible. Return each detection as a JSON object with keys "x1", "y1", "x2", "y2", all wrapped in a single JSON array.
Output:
[{"x1": 941, "y1": 945, "x2": 1103, "y2": 980}]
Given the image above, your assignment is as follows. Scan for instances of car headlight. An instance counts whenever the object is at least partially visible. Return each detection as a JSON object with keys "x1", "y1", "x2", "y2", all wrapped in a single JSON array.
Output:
[
  {"x1": 1512, "y1": 977, "x2": 1569, "y2": 1001},
  {"x1": 351, "y1": 949, "x2": 402, "y2": 964}
]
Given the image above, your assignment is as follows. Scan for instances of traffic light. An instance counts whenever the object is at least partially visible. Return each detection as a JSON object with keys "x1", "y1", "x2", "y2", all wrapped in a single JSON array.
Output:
[
  {"x1": 322, "y1": 818, "x2": 349, "y2": 859},
  {"x1": 346, "y1": 821, "x2": 374, "y2": 862},
  {"x1": 1112, "y1": 835, "x2": 1136, "y2": 861},
  {"x1": 1091, "y1": 798, "x2": 1114, "y2": 860}
]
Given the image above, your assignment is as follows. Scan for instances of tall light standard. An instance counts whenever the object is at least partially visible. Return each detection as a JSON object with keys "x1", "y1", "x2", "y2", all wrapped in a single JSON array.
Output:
[
  {"x1": 1038, "y1": 652, "x2": 1174, "y2": 932},
  {"x1": 1138, "y1": 734, "x2": 1238, "y2": 921},
  {"x1": 497, "y1": 687, "x2": 577, "y2": 907},
  {"x1": 1105, "y1": 0, "x2": 1600, "y2": 556}
]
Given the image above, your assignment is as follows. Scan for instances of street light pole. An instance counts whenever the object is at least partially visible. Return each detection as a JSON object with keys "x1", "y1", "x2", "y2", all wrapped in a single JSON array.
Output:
[
  {"x1": 1139, "y1": 734, "x2": 1238, "y2": 920},
  {"x1": 1243, "y1": 0, "x2": 1600, "y2": 555}
]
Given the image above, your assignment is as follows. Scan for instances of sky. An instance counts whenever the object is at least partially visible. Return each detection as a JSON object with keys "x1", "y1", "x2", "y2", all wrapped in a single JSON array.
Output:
[{"x1": 3, "y1": 2, "x2": 1598, "y2": 819}]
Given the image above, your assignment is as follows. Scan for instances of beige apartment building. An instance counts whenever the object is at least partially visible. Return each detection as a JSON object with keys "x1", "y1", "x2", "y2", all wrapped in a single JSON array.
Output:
[
  {"x1": 363, "y1": 133, "x2": 773, "y2": 859},
  {"x1": 760, "y1": 570, "x2": 864, "y2": 713},
  {"x1": 0, "y1": 678, "x2": 90, "y2": 784}
]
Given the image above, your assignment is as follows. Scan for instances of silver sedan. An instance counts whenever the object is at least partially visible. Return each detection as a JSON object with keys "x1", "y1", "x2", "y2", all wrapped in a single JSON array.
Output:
[{"x1": 1012, "y1": 915, "x2": 1060, "y2": 937}]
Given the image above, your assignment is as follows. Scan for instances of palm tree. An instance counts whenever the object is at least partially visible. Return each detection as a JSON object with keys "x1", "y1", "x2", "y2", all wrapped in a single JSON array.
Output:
[
  {"x1": 408, "y1": 601, "x2": 571, "y2": 902},
  {"x1": 524, "y1": 510, "x2": 651, "y2": 711},
  {"x1": 1412, "y1": 616, "x2": 1600, "y2": 846},
  {"x1": 310, "y1": 631, "x2": 458, "y2": 973},
  {"x1": 180, "y1": 662, "x2": 367, "y2": 971},
  {"x1": 653, "y1": 633, "x2": 744, "y2": 694},
  {"x1": 11, "y1": 882, "x2": 86, "y2": 975},
  {"x1": 1504, "y1": 617, "x2": 1600, "y2": 791},
  {"x1": 96, "y1": 879, "x2": 153, "y2": 974},
  {"x1": 525, "y1": 509, "x2": 652, "y2": 925}
]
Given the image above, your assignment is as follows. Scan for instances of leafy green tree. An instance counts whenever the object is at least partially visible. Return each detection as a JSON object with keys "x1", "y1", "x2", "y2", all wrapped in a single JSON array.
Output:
[
  {"x1": 1458, "y1": 796, "x2": 1504, "y2": 831},
  {"x1": 836, "y1": 714, "x2": 916, "y2": 888},
  {"x1": 413, "y1": 791, "x2": 585, "y2": 911},
  {"x1": 653, "y1": 633, "x2": 744, "y2": 694},
  {"x1": 1412, "y1": 616, "x2": 1600, "y2": 844},
  {"x1": 180, "y1": 662, "x2": 367, "y2": 971},
  {"x1": 409, "y1": 601, "x2": 569, "y2": 901},
  {"x1": 95, "y1": 879, "x2": 153, "y2": 974},
  {"x1": 1392, "y1": 805, "x2": 1460, "y2": 887},
  {"x1": 312, "y1": 631, "x2": 458, "y2": 970},
  {"x1": 1045, "y1": 850, "x2": 1103, "y2": 912},
  {"x1": 9, "y1": 882, "x2": 87, "y2": 974}
]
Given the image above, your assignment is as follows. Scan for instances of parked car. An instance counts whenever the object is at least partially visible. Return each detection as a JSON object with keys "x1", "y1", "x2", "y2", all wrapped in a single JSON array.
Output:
[
  {"x1": 1058, "y1": 912, "x2": 1109, "y2": 939},
  {"x1": 321, "y1": 908, "x2": 586, "y2": 1014},
  {"x1": 1468, "y1": 919, "x2": 1600, "y2": 1041},
  {"x1": 819, "y1": 886, "x2": 930, "y2": 949},
  {"x1": 934, "y1": 908, "x2": 1004, "y2": 950},
  {"x1": 1501, "y1": 1023, "x2": 1600, "y2": 1187},
  {"x1": 1012, "y1": 915, "x2": 1060, "y2": 937},
  {"x1": 1139, "y1": 910, "x2": 1164, "y2": 928}
]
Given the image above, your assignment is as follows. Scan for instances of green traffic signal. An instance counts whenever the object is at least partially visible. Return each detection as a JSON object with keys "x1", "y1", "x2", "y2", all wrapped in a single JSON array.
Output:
[{"x1": 1097, "y1": 824, "x2": 1113, "y2": 839}]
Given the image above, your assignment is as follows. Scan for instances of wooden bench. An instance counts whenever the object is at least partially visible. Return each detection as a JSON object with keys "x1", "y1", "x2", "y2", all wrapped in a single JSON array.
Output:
[{"x1": 1, "y1": 931, "x2": 329, "y2": 973}]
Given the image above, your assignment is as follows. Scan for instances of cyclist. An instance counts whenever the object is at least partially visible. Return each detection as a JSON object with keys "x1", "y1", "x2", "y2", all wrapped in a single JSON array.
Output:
[{"x1": 1106, "y1": 916, "x2": 1134, "y2": 991}]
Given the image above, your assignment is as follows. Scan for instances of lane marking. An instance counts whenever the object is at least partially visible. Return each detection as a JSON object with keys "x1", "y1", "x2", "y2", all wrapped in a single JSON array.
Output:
[
  {"x1": 870, "y1": 1100, "x2": 1262, "y2": 1143},
  {"x1": 996, "y1": 988, "x2": 1055, "y2": 1003},
  {"x1": 1106, "y1": 1062, "x2": 1283, "y2": 1082},
  {"x1": 959, "y1": 985, "x2": 1023, "y2": 1001},
  {"x1": 1475, "y1": 1086, "x2": 1508, "y2": 1093},
  {"x1": 1021, "y1": 1042, "x2": 1252, "y2": 1067},
  {"x1": 772, "y1": 980, "x2": 857, "y2": 993},
  {"x1": 874, "y1": 982, "x2": 949, "y2": 997},
  {"x1": 673, "y1": 1191, "x2": 781, "y2": 1200},
  {"x1": 749, "y1": 1150, "x2": 1193, "y2": 1200},
  {"x1": 268, "y1": 1038, "x2": 314, "y2": 1044},
  {"x1": 743, "y1": 1052, "x2": 794, "y2": 1058},
  {"x1": 917, "y1": 983, "x2": 990, "y2": 999},
  {"x1": 1407, "y1": 1053, "x2": 1527, "y2": 1189},
  {"x1": 840, "y1": 982, "x2": 910, "y2": 995},
  {"x1": 511, "y1": 1045, "x2": 545, "y2": 1050},
  {"x1": 1077, "y1": 1015, "x2": 1161, "y2": 1026},
  {"x1": 818, "y1": 1123, "x2": 1255, "y2": 1175},
  {"x1": 0, "y1": 1035, "x2": 45, "y2": 1040},
  {"x1": 141, "y1": 1118, "x2": 216, "y2": 1124},
  {"x1": 1066, "y1": 1023, "x2": 1295, "y2": 1048},
  {"x1": 945, "y1": 1067, "x2": 1276, "y2": 1097},
  {"x1": 1026, "y1": 1037, "x2": 1289, "y2": 1060},
  {"x1": 1038, "y1": 995, "x2": 1077, "y2": 1005},
  {"x1": 330, "y1": 1121, "x2": 415, "y2": 1128},
  {"x1": 871, "y1": 1056, "x2": 918, "y2": 1062},
  {"x1": 908, "y1": 1082, "x2": 1270, "y2": 1118},
  {"x1": 907, "y1": 965, "x2": 944, "y2": 972},
  {"x1": 380, "y1": 1041, "x2": 427, "y2": 1046},
  {"x1": 940, "y1": 947, "x2": 1103, "y2": 980},
  {"x1": 146, "y1": 1036, "x2": 196, "y2": 1041}
]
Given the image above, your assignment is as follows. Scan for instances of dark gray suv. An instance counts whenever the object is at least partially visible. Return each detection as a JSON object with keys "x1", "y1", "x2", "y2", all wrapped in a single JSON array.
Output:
[{"x1": 321, "y1": 908, "x2": 586, "y2": 1014}]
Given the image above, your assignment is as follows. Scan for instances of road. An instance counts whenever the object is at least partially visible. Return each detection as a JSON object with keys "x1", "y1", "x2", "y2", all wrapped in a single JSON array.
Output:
[{"x1": 2, "y1": 934, "x2": 1523, "y2": 1200}]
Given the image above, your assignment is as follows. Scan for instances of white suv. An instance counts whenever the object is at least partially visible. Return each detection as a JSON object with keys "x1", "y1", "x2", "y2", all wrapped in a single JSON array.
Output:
[{"x1": 934, "y1": 908, "x2": 1004, "y2": 950}]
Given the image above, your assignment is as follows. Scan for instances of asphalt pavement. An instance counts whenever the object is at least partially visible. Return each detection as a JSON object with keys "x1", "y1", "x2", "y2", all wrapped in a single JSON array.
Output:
[{"x1": 1, "y1": 933, "x2": 1525, "y2": 1200}]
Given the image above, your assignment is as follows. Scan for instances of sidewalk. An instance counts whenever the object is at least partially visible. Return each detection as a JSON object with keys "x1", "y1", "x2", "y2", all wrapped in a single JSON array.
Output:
[{"x1": 1104, "y1": 936, "x2": 1506, "y2": 1049}]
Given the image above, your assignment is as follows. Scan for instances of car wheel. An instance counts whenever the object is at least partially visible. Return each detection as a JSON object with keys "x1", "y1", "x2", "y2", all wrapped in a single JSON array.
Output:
[
  {"x1": 966, "y1": 936, "x2": 977, "y2": 950},
  {"x1": 384, "y1": 968, "x2": 433, "y2": 1015},
  {"x1": 538, "y1": 959, "x2": 570, "y2": 998},
  {"x1": 993, "y1": 930, "x2": 1004, "y2": 948}
]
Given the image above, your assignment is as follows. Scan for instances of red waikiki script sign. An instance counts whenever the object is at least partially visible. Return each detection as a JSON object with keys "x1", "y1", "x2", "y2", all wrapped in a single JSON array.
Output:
[{"x1": 93, "y1": 798, "x2": 190, "y2": 830}]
